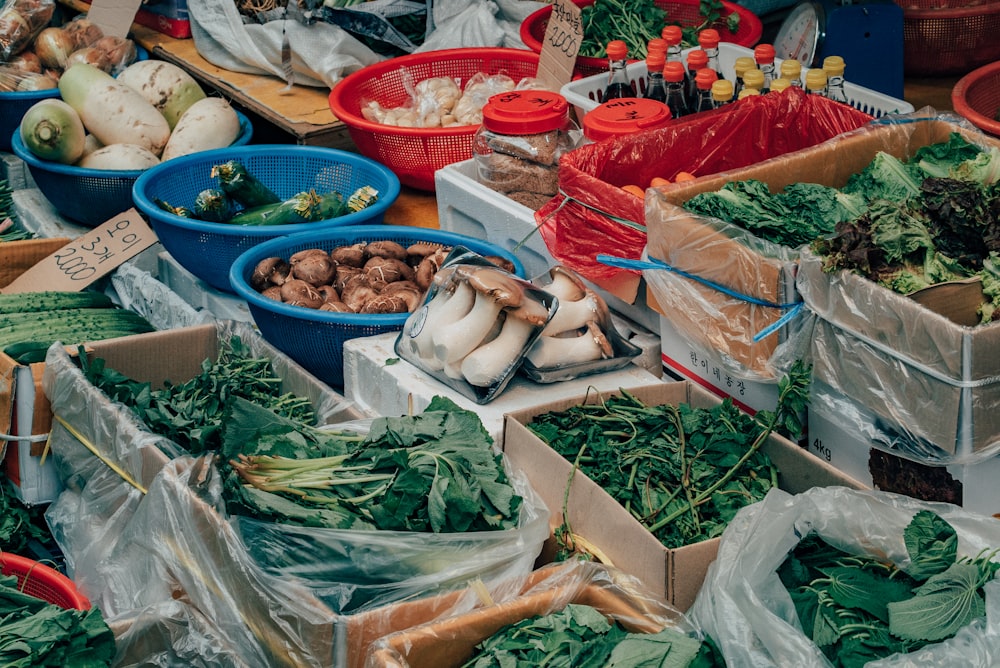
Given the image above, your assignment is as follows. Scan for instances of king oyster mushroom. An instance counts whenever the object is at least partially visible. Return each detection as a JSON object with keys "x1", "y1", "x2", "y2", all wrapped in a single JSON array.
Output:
[
  {"x1": 540, "y1": 288, "x2": 607, "y2": 337},
  {"x1": 525, "y1": 320, "x2": 613, "y2": 369},
  {"x1": 404, "y1": 267, "x2": 472, "y2": 369},
  {"x1": 460, "y1": 293, "x2": 551, "y2": 387}
]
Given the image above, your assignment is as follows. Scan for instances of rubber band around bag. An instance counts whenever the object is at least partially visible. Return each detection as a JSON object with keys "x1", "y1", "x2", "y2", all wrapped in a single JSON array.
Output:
[{"x1": 596, "y1": 253, "x2": 804, "y2": 342}]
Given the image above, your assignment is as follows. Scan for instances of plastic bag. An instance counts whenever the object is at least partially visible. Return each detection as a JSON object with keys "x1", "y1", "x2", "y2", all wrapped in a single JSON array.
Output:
[
  {"x1": 0, "y1": 0, "x2": 54, "y2": 62},
  {"x1": 364, "y1": 559, "x2": 702, "y2": 668},
  {"x1": 689, "y1": 486, "x2": 1000, "y2": 667},
  {"x1": 536, "y1": 87, "x2": 874, "y2": 292},
  {"x1": 0, "y1": 64, "x2": 53, "y2": 90}
]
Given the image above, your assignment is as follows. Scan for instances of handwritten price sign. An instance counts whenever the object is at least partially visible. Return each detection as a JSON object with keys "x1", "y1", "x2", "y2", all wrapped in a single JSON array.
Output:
[
  {"x1": 536, "y1": 0, "x2": 582, "y2": 92},
  {"x1": 2, "y1": 208, "x2": 157, "y2": 294}
]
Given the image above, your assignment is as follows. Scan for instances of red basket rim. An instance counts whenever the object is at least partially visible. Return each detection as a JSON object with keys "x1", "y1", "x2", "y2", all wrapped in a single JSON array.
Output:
[
  {"x1": 519, "y1": 0, "x2": 763, "y2": 65},
  {"x1": 902, "y1": 1, "x2": 1000, "y2": 17},
  {"x1": 328, "y1": 47, "x2": 541, "y2": 135},
  {"x1": 0, "y1": 553, "x2": 91, "y2": 610},
  {"x1": 952, "y1": 59, "x2": 1000, "y2": 136}
]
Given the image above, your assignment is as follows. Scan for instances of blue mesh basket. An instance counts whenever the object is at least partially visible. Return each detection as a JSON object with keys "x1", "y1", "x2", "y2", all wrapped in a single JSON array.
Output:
[
  {"x1": 11, "y1": 109, "x2": 253, "y2": 228},
  {"x1": 229, "y1": 225, "x2": 526, "y2": 388},
  {"x1": 133, "y1": 145, "x2": 402, "y2": 293}
]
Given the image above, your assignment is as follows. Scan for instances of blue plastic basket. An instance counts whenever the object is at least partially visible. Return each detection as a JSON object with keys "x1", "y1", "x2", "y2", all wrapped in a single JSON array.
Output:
[
  {"x1": 229, "y1": 225, "x2": 526, "y2": 388},
  {"x1": 11, "y1": 109, "x2": 253, "y2": 228},
  {"x1": 133, "y1": 145, "x2": 402, "y2": 293}
]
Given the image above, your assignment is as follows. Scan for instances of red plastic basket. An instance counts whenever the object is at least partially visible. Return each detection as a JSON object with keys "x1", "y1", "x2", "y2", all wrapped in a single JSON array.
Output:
[
  {"x1": 952, "y1": 59, "x2": 1000, "y2": 137},
  {"x1": 894, "y1": 0, "x2": 1000, "y2": 76},
  {"x1": 520, "y1": 0, "x2": 763, "y2": 79},
  {"x1": 0, "y1": 553, "x2": 91, "y2": 610},
  {"x1": 328, "y1": 48, "x2": 541, "y2": 192}
]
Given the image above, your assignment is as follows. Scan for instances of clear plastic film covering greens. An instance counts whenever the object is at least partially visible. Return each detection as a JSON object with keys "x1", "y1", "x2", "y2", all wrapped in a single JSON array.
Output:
[
  {"x1": 535, "y1": 87, "x2": 873, "y2": 293},
  {"x1": 109, "y1": 259, "x2": 215, "y2": 330},
  {"x1": 363, "y1": 559, "x2": 701, "y2": 668},
  {"x1": 689, "y1": 486, "x2": 1000, "y2": 667}
]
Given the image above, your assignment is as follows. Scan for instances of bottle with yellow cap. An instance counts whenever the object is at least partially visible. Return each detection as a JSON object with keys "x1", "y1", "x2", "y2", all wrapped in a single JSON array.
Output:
[
  {"x1": 753, "y1": 43, "x2": 776, "y2": 93},
  {"x1": 737, "y1": 88, "x2": 761, "y2": 101},
  {"x1": 769, "y1": 77, "x2": 792, "y2": 94},
  {"x1": 604, "y1": 40, "x2": 636, "y2": 100},
  {"x1": 711, "y1": 79, "x2": 734, "y2": 109},
  {"x1": 804, "y1": 68, "x2": 828, "y2": 97},
  {"x1": 741, "y1": 67, "x2": 766, "y2": 96},
  {"x1": 822, "y1": 55, "x2": 848, "y2": 103},
  {"x1": 732, "y1": 56, "x2": 756, "y2": 101},
  {"x1": 779, "y1": 58, "x2": 803, "y2": 89}
]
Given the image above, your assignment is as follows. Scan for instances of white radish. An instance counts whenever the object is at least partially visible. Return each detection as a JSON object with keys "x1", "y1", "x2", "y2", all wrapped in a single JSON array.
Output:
[
  {"x1": 19, "y1": 98, "x2": 85, "y2": 164},
  {"x1": 80, "y1": 133, "x2": 103, "y2": 158},
  {"x1": 160, "y1": 97, "x2": 240, "y2": 161},
  {"x1": 59, "y1": 63, "x2": 172, "y2": 156},
  {"x1": 115, "y1": 59, "x2": 206, "y2": 130},
  {"x1": 77, "y1": 143, "x2": 160, "y2": 171}
]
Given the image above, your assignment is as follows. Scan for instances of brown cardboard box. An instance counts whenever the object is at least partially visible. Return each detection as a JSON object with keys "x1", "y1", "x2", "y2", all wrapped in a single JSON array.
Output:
[
  {"x1": 501, "y1": 381, "x2": 867, "y2": 612},
  {"x1": 644, "y1": 114, "x2": 1000, "y2": 380}
]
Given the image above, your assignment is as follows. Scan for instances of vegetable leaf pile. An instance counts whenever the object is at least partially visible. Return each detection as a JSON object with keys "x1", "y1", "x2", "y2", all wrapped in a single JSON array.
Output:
[
  {"x1": 222, "y1": 396, "x2": 522, "y2": 533},
  {"x1": 0, "y1": 477, "x2": 53, "y2": 555},
  {"x1": 0, "y1": 574, "x2": 115, "y2": 667},
  {"x1": 458, "y1": 603, "x2": 717, "y2": 668},
  {"x1": 778, "y1": 510, "x2": 1000, "y2": 667},
  {"x1": 80, "y1": 336, "x2": 317, "y2": 454},
  {"x1": 526, "y1": 362, "x2": 809, "y2": 553}
]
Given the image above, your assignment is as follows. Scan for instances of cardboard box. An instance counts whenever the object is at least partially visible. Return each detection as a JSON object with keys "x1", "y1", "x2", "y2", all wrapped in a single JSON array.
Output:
[
  {"x1": 501, "y1": 382, "x2": 866, "y2": 612},
  {"x1": 362, "y1": 564, "x2": 667, "y2": 668},
  {"x1": 808, "y1": 382, "x2": 1000, "y2": 517}
]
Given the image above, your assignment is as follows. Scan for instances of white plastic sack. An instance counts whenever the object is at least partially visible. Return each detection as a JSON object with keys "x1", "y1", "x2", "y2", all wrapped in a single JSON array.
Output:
[
  {"x1": 414, "y1": 0, "x2": 547, "y2": 52},
  {"x1": 690, "y1": 486, "x2": 1000, "y2": 667}
]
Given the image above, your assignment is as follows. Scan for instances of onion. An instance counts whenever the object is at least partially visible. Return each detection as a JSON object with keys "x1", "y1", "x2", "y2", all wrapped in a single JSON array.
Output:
[
  {"x1": 34, "y1": 26, "x2": 75, "y2": 70},
  {"x1": 65, "y1": 46, "x2": 112, "y2": 73},
  {"x1": 15, "y1": 70, "x2": 56, "y2": 91},
  {"x1": 62, "y1": 17, "x2": 104, "y2": 49},
  {"x1": 7, "y1": 49, "x2": 41, "y2": 73},
  {"x1": 92, "y1": 36, "x2": 137, "y2": 74}
]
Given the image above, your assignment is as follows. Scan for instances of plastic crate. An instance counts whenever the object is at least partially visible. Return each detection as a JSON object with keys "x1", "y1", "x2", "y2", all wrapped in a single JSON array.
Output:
[
  {"x1": 0, "y1": 553, "x2": 90, "y2": 610},
  {"x1": 229, "y1": 225, "x2": 526, "y2": 388},
  {"x1": 952, "y1": 59, "x2": 1000, "y2": 137},
  {"x1": 132, "y1": 144, "x2": 401, "y2": 293},
  {"x1": 561, "y1": 43, "x2": 915, "y2": 120},
  {"x1": 10, "y1": 109, "x2": 253, "y2": 228},
  {"x1": 519, "y1": 0, "x2": 763, "y2": 79},
  {"x1": 894, "y1": 0, "x2": 1000, "y2": 76},
  {"x1": 328, "y1": 47, "x2": 540, "y2": 192}
]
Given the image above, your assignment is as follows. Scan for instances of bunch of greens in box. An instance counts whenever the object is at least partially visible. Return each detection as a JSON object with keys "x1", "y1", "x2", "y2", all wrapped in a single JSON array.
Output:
[
  {"x1": 0, "y1": 179, "x2": 31, "y2": 242},
  {"x1": 221, "y1": 396, "x2": 521, "y2": 533},
  {"x1": 0, "y1": 575, "x2": 115, "y2": 667},
  {"x1": 525, "y1": 362, "x2": 809, "y2": 556},
  {"x1": 778, "y1": 509, "x2": 1000, "y2": 668},
  {"x1": 0, "y1": 476, "x2": 54, "y2": 555},
  {"x1": 460, "y1": 603, "x2": 723, "y2": 668},
  {"x1": 80, "y1": 337, "x2": 316, "y2": 454}
]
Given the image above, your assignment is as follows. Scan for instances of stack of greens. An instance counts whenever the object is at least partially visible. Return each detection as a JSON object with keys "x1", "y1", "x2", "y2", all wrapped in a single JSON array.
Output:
[
  {"x1": 525, "y1": 363, "x2": 808, "y2": 555},
  {"x1": 778, "y1": 509, "x2": 1000, "y2": 668},
  {"x1": 0, "y1": 178, "x2": 30, "y2": 242},
  {"x1": 221, "y1": 396, "x2": 521, "y2": 533},
  {"x1": 459, "y1": 603, "x2": 722, "y2": 668},
  {"x1": 0, "y1": 575, "x2": 115, "y2": 667}
]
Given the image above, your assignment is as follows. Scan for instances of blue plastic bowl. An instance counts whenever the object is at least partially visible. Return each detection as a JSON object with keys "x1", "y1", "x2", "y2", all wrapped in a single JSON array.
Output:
[
  {"x1": 133, "y1": 145, "x2": 402, "y2": 293},
  {"x1": 230, "y1": 226, "x2": 526, "y2": 388},
  {"x1": 11, "y1": 109, "x2": 253, "y2": 228}
]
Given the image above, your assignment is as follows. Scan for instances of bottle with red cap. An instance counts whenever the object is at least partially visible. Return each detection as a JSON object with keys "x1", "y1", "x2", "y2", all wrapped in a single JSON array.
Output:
[
  {"x1": 692, "y1": 68, "x2": 718, "y2": 114},
  {"x1": 663, "y1": 60, "x2": 690, "y2": 119},
  {"x1": 661, "y1": 25, "x2": 683, "y2": 66},
  {"x1": 698, "y1": 28, "x2": 724, "y2": 81},
  {"x1": 644, "y1": 48, "x2": 667, "y2": 102},
  {"x1": 685, "y1": 48, "x2": 708, "y2": 106},
  {"x1": 753, "y1": 43, "x2": 776, "y2": 93},
  {"x1": 603, "y1": 40, "x2": 637, "y2": 100}
]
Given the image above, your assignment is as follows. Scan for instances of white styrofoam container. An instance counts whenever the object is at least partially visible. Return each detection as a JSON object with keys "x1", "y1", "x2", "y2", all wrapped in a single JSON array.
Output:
[
  {"x1": 561, "y1": 43, "x2": 916, "y2": 121},
  {"x1": 343, "y1": 332, "x2": 664, "y2": 446},
  {"x1": 435, "y1": 159, "x2": 556, "y2": 281}
]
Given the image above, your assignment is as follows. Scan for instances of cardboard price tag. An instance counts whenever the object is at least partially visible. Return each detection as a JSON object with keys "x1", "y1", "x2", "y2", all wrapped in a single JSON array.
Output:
[
  {"x1": 536, "y1": 0, "x2": 582, "y2": 92},
  {"x1": 83, "y1": 0, "x2": 143, "y2": 39},
  {"x1": 1, "y1": 209, "x2": 157, "y2": 294}
]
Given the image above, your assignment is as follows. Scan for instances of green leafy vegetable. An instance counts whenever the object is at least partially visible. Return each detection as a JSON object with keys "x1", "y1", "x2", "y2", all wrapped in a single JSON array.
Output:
[
  {"x1": 80, "y1": 336, "x2": 317, "y2": 454},
  {"x1": 459, "y1": 603, "x2": 706, "y2": 668},
  {"x1": 778, "y1": 509, "x2": 1000, "y2": 666},
  {"x1": 222, "y1": 396, "x2": 522, "y2": 533},
  {"x1": 0, "y1": 477, "x2": 54, "y2": 555},
  {"x1": 842, "y1": 151, "x2": 923, "y2": 203}
]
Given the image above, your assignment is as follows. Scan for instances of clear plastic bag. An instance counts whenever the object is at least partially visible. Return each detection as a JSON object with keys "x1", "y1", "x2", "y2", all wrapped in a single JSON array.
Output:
[
  {"x1": 689, "y1": 486, "x2": 1000, "y2": 667},
  {"x1": 0, "y1": 0, "x2": 54, "y2": 62}
]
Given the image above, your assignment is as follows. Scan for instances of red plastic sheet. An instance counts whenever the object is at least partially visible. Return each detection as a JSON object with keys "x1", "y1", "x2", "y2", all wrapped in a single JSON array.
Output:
[{"x1": 535, "y1": 88, "x2": 875, "y2": 288}]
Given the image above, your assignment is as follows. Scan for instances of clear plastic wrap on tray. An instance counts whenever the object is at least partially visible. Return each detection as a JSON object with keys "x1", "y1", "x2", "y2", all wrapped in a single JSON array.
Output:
[
  {"x1": 690, "y1": 486, "x2": 1000, "y2": 667},
  {"x1": 364, "y1": 560, "x2": 704, "y2": 668},
  {"x1": 0, "y1": 0, "x2": 54, "y2": 62}
]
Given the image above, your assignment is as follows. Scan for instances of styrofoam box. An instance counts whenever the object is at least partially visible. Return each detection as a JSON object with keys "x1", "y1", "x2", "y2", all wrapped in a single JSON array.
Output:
[
  {"x1": 561, "y1": 43, "x2": 916, "y2": 121},
  {"x1": 435, "y1": 159, "x2": 556, "y2": 281},
  {"x1": 435, "y1": 159, "x2": 663, "y2": 334},
  {"x1": 808, "y1": 385, "x2": 1000, "y2": 518},
  {"x1": 659, "y1": 313, "x2": 779, "y2": 416},
  {"x1": 343, "y1": 332, "x2": 664, "y2": 446}
]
